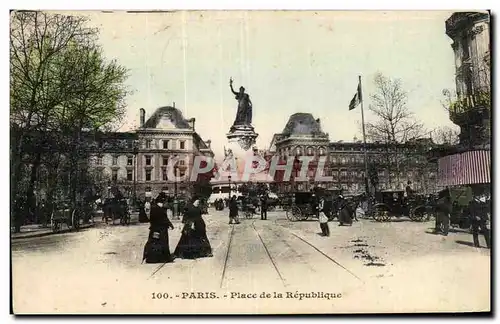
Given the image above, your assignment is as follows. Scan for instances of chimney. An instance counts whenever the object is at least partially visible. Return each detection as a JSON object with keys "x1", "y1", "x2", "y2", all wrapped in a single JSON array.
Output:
[
  {"x1": 140, "y1": 108, "x2": 145, "y2": 127},
  {"x1": 206, "y1": 139, "x2": 211, "y2": 148},
  {"x1": 188, "y1": 118, "x2": 196, "y2": 131},
  {"x1": 173, "y1": 102, "x2": 175, "y2": 108}
]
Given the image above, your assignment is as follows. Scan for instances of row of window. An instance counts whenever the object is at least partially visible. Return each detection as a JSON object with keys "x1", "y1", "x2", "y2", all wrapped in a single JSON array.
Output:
[
  {"x1": 95, "y1": 155, "x2": 187, "y2": 166},
  {"x1": 144, "y1": 139, "x2": 186, "y2": 150},
  {"x1": 111, "y1": 168, "x2": 187, "y2": 182},
  {"x1": 279, "y1": 145, "x2": 429, "y2": 156}
]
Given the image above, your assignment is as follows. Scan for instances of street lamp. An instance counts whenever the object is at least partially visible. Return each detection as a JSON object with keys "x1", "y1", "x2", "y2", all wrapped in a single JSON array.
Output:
[{"x1": 228, "y1": 175, "x2": 232, "y2": 199}]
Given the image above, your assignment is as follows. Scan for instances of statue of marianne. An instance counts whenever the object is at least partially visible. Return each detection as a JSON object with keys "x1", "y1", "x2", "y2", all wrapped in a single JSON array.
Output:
[{"x1": 229, "y1": 77, "x2": 252, "y2": 126}]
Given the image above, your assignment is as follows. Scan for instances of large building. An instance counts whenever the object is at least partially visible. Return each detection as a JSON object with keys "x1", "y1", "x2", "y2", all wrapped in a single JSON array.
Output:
[
  {"x1": 445, "y1": 11, "x2": 490, "y2": 148},
  {"x1": 90, "y1": 105, "x2": 214, "y2": 199},
  {"x1": 428, "y1": 12, "x2": 491, "y2": 189},
  {"x1": 269, "y1": 113, "x2": 438, "y2": 195}
]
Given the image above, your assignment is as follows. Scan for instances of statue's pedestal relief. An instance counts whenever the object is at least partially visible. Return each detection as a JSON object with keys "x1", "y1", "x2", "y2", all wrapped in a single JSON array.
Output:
[{"x1": 226, "y1": 124, "x2": 258, "y2": 151}]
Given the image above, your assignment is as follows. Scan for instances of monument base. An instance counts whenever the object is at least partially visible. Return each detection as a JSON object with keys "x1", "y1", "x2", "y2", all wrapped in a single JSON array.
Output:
[
  {"x1": 226, "y1": 124, "x2": 258, "y2": 151},
  {"x1": 221, "y1": 124, "x2": 273, "y2": 184}
]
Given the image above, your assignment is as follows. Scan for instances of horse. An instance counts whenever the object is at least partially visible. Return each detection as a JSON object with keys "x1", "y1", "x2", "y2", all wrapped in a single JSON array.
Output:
[{"x1": 102, "y1": 199, "x2": 129, "y2": 225}]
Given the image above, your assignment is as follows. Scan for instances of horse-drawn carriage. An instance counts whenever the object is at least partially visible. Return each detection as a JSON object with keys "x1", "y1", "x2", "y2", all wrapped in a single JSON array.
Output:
[
  {"x1": 370, "y1": 190, "x2": 434, "y2": 222},
  {"x1": 50, "y1": 201, "x2": 81, "y2": 233},
  {"x1": 285, "y1": 192, "x2": 318, "y2": 221}
]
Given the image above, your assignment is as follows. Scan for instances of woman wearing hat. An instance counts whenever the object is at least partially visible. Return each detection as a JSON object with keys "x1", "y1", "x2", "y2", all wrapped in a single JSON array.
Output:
[{"x1": 142, "y1": 193, "x2": 175, "y2": 263}]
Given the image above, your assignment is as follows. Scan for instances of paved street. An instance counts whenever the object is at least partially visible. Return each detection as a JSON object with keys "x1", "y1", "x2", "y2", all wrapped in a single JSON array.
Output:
[{"x1": 12, "y1": 209, "x2": 490, "y2": 314}]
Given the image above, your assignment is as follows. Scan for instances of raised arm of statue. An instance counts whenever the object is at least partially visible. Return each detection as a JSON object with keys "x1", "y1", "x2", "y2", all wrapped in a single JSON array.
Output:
[{"x1": 229, "y1": 77, "x2": 238, "y2": 95}]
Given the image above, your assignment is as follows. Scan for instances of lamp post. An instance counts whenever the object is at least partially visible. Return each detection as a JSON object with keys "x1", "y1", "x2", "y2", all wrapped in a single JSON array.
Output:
[
  {"x1": 228, "y1": 175, "x2": 232, "y2": 199},
  {"x1": 173, "y1": 165, "x2": 179, "y2": 219},
  {"x1": 133, "y1": 140, "x2": 138, "y2": 205}
]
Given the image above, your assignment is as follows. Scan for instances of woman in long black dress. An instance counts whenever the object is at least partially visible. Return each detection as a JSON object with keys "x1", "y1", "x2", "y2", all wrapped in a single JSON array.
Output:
[
  {"x1": 138, "y1": 200, "x2": 149, "y2": 223},
  {"x1": 174, "y1": 198, "x2": 213, "y2": 259},
  {"x1": 142, "y1": 194, "x2": 175, "y2": 263}
]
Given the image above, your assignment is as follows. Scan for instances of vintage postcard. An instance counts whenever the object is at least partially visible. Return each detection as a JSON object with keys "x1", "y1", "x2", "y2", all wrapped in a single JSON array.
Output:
[{"x1": 10, "y1": 10, "x2": 491, "y2": 314}]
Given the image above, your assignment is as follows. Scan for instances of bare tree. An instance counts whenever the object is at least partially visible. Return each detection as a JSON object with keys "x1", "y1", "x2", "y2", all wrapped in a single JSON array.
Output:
[
  {"x1": 365, "y1": 73, "x2": 425, "y2": 143},
  {"x1": 432, "y1": 125, "x2": 460, "y2": 145},
  {"x1": 363, "y1": 73, "x2": 426, "y2": 189}
]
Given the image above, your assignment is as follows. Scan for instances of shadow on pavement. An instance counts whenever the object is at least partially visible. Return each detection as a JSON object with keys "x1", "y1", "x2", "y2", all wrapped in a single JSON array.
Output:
[{"x1": 455, "y1": 240, "x2": 476, "y2": 247}]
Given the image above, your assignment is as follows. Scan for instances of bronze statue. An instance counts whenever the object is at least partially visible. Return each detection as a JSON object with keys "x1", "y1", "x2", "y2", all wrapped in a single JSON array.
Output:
[{"x1": 229, "y1": 77, "x2": 252, "y2": 126}]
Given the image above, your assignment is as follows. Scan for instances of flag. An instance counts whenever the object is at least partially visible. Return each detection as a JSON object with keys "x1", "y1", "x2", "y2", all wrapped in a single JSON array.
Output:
[{"x1": 349, "y1": 81, "x2": 362, "y2": 110}]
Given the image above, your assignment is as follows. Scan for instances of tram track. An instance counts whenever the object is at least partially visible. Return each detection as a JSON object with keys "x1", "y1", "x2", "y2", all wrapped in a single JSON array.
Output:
[
  {"x1": 219, "y1": 224, "x2": 235, "y2": 288},
  {"x1": 251, "y1": 221, "x2": 287, "y2": 287},
  {"x1": 271, "y1": 220, "x2": 364, "y2": 283}
]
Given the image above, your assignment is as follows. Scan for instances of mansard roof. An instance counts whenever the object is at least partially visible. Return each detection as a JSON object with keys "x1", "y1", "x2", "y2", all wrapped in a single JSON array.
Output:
[
  {"x1": 142, "y1": 106, "x2": 192, "y2": 129},
  {"x1": 281, "y1": 113, "x2": 326, "y2": 136}
]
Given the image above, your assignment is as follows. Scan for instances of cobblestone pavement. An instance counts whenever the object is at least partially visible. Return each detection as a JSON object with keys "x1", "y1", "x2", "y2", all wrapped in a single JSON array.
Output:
[{"x1": 11, "y1": 209, "x2": 490, "y2": 314}]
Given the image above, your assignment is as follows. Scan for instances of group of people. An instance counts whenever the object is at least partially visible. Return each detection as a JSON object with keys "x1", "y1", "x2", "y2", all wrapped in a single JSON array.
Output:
[
  {"x1": 142, "y1": 193, "x2": 213, "y2": 264},
  {"x1": 226, "y1": 193, "x2": 270, "y2": 224},
  {"x1": 433, "y1": 187, "x2": 491, "y2": 249}
]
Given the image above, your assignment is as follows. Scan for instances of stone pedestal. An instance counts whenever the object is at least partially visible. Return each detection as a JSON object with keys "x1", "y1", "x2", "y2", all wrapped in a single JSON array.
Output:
[
  {"x1": 220, "y1": 124, "x2": 273, "y2": 183},
  {"x1": 226, "y1": 124, "x2": 258, "y2": 151}
]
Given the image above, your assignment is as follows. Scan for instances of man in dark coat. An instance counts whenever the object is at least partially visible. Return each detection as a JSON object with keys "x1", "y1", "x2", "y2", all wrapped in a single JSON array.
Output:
[
  {"x1": 260, "y1": 193, "x2": 268, "y2": 220},
  {"x1": 469, "y1": 197, "x2": 491, "y2": 248},
  {"x1": 143, "y1": 194, "x2": 175, "y2": 263},
  {"x1": 229, "y1": 196, "x2": 240, "y2": 224},
  {"x1": 434, "y1": 188, "x2": 451, "y2": 236}
]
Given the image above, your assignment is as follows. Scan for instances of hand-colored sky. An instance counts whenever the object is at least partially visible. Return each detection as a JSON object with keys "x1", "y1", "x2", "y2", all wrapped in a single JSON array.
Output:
[{"x1": 76, "y1": 10, "x2": 458, "y2": 157}]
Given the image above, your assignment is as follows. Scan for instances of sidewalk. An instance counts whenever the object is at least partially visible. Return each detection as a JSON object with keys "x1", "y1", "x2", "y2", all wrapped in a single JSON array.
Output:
[{"x1": 11, "y1": 220, "x2": 98, "y2": 240}]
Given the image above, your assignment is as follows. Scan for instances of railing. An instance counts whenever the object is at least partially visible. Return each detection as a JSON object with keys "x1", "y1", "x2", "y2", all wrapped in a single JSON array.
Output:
[{"x1": 449, "y1": 91, "x2": 490, "y2": 116}]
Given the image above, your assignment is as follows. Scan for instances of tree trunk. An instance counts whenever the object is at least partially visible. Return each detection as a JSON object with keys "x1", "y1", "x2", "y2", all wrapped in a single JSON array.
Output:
[{"x1": 26, "y1": 152, "x2": 42, "y2": 224}]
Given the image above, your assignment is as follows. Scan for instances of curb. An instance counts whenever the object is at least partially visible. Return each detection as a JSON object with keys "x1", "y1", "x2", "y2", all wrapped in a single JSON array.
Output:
[{"x1": 11, "y1": 223, "x2": 97, "y2": 240}]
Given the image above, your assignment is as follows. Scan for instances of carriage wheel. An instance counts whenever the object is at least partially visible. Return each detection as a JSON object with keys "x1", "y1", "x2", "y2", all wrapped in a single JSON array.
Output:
[
  {"x1": 288, "y1": 206, "x2": 302, "y2": 221},
  {"x1": 51, "y1": 220, "x2": 60, "y2": 233},
  {"x1": 373, "y1": 209, "x2": 385, "y2": 222},
  {"x1": 72, "y1": 210, "x2": 80, "y2": 230},
  {"x1": 285, "y1": 208, "x2": 294, "y2": 221},
  {"x1": 382, "y1": 211, "x2": 391, "y2": 222},
  {"x1": 410, "y1": 207, "x2": 425, "y2": 222}
]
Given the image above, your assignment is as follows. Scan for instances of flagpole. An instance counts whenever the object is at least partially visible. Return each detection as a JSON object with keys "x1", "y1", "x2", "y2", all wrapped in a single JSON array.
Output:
[{"x1": 359, "y1": 75, "x2": 370, "y2": 195}]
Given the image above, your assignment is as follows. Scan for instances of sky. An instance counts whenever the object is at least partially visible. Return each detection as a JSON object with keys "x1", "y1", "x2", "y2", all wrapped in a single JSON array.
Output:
[{"x1": 71, "y1": 10, "x2": 459, "y2": 158}]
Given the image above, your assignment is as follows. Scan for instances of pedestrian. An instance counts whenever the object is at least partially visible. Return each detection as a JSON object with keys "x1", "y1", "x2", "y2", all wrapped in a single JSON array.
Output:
[
  {"x1": 138, "y1": 199, "x2": 149, "y2": 223},
  {"x1": 229, "y1": 196, "x2": 240, "y2": 224},
  {"x1": 468, "y1": 197, "x2": 491, "y2": 248},
  {"x1": 434, "y1": 188, "x2": 451, "y2": 236},
  {"x1": 318, "y1": 197, "x2": 330, "y2": 236},
  {"x1": 174, "y1": 197, "x2": 213, "y2": 259},
  {"x1": 338, "y1": 195, "x2": 353, "y2": 226},
  {"x1": 142, "y1": 193, "x2": 175, "y2": 264},
  {"x1": 311, "y1": 192, "x2": 319, "y2": 219},
  {"x1": 260, "y1": 193, "x2": 268, "y2": 220},
  {"x1": 144, "y1": 198, "x2": 151, "y2": 219}
]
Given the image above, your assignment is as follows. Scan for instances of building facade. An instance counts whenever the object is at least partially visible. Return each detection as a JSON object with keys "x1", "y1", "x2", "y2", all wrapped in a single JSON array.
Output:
[
  {"x1": 90, "y1": 105, "x2": 214, "y2": 199},
  {"x1": 269, "y1": 113, "x2": 438, "y2": 195},
  {"x1": 445, "y1": 11, "x2": 490, "y2": 148}
]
